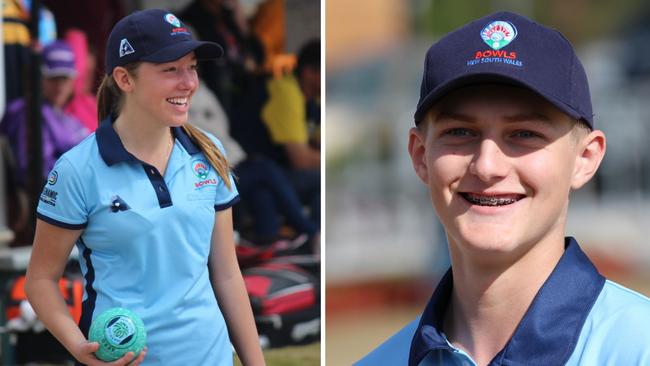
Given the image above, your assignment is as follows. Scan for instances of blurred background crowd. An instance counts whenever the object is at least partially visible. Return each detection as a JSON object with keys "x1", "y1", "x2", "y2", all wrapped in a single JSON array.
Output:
[
  {"x1": 0, "y1": 0, "x2": 320, "y2": 364},
  {"x1": 326, "y1": 0, "x2": 650, "y2": 364}
]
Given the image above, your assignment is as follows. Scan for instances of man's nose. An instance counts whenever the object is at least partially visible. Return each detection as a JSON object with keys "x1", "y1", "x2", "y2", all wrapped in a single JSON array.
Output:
[{"x1": 468, "y1": 138, "x2": 510, "y2": 183}]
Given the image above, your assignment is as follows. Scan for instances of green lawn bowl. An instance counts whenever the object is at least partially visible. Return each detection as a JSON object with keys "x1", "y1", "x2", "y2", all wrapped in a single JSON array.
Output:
[{"x1": 88, "y1": 307, "x2": 147, "y2": 361}]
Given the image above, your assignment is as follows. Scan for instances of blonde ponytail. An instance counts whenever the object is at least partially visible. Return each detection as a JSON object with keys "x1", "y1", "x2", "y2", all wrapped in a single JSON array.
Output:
[{"x1": 181, "y1": 124, "x2": 233, "y2": 190}]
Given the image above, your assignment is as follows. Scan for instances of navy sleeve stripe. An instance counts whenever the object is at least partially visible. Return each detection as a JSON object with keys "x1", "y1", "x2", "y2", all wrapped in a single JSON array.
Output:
[
  {"x1": 36, "y1": 213, "x2": 88, "y2": 229},
  {"x1": 214, "y1": 196, "x2": 240, "y2": 211}
]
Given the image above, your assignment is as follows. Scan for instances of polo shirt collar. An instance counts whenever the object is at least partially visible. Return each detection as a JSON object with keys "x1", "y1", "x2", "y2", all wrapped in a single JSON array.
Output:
[
  {"x1": 409, "y1": 237, "x2": 606, "y2": 366},
  {"x1": 96, "y1": 115, "x2": 201, "y2": 166}
]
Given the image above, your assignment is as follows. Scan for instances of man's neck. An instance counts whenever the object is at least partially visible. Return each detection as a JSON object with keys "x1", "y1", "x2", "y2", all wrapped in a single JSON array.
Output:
[{"x1": 443, "y1": 232, "x2": 566, "y2": 366}]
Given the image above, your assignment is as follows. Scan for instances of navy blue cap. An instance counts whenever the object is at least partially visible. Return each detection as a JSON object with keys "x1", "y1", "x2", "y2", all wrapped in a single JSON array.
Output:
[
  {"x1": 106, "y1": 9, "x2": 223, "y2": 75},
  {"x1": 414, "y1": 11, "x2": 594, "y2": 128}
]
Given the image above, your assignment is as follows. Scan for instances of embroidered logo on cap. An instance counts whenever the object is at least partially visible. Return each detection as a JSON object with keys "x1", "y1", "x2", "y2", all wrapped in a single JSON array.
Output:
[
  {"x1": 119, "y1": 39, "x2": 135, "y2": 57},
  {"x1": 164, "y1": 12, "x2": 190, "y2": 36},
  {"x1": 481, "y1": 21, "x2": 517, "y2": 50},
  {"x1": 164, "y1": 13, "x2": 181, "y2": 27},
  {"x1": 467, "y1": 20, "x2": 523, "y2": 68}
]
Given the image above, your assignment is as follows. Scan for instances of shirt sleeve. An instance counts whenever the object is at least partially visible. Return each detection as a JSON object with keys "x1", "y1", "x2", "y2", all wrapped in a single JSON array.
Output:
[
  {"x1": 209, "y1": 134, "x2": 240, "y2": 211},
  {"x1": 36, "y1": 156, "x2": 88, "y2": 229}
]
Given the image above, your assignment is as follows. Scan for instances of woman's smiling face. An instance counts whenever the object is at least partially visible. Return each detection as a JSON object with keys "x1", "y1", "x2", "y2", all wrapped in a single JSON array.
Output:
[{"x1": 129, "y1": 52, "x2": 199, "y2": 127}]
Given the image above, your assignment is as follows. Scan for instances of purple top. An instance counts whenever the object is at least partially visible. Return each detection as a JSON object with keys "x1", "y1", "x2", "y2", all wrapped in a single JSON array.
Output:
[{"x1": 0, "y1": 99, "x2": 90, "y2": 186}]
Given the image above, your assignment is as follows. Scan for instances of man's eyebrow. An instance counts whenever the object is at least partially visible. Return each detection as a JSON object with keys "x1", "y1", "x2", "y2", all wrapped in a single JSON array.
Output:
[
  {"x1": 433, "y1": 111, "x2": 553, "y2": 125},
  {"x1": 433, "y1": 111, "x2": 476, "y2": 123},
  {"x1": 503, "y1": 112, "x2": 552, "y2": 124}
]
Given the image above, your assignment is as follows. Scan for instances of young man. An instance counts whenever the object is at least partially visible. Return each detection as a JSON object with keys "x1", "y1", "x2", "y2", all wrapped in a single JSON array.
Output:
[{"x1": 356, "y1": 11, "x2": 650, "y2": 366}]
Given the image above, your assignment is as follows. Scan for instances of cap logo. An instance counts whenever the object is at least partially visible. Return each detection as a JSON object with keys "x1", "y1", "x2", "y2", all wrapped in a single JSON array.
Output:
[
  {"x1": 481, "y1": 21, "x2": 517, "y2": 50},
  {"x1": 164, "y1": 13, "x2": 181, "y2": 27},
  {"x1": 119, "y1": 39, "x2": 135, "y2": 58}
]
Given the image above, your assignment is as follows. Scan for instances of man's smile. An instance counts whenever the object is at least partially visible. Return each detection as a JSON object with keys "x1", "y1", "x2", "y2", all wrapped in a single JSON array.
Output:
[{"x1": 459, "y1": 192, "x2": 526, "y2": 207}]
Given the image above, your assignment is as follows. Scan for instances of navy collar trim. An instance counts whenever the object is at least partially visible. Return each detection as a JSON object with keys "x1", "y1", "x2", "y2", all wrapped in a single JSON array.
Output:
[
  {"x1": 96, "y1": 115, "x2": 201, "y2": 166},
  {"x1": 408, "y1": 237, "x2": 606, "y2": 366}
]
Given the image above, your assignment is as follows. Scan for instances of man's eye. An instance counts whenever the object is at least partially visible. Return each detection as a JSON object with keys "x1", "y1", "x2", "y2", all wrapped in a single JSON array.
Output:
[
  {"x1": 164, "y1": 67, "x2": 176, "y2": 72},
  {"x1": 512, "y1": 130, "x2": 540, "y2": 138},
  {"x1": 444, "y1": 128, "x2": 474, "y2": 137},
  {"x1": 190, "y1": 64, "x2": 199, "y2": 71}
]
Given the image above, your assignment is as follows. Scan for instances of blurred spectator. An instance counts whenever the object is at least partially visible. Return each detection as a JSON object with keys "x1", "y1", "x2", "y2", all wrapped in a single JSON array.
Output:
[
  {"x1": 0, "y1": 40, "x2": 89, "y2": 188},
  {"x1": 63, "y1": 29, "x2": 98, "y2": 131},
  {"x1": 189, "y1": 85, "x2": 319, "y2": 246},
  {"x1": 260, "y1": 39, "x2": 321, "y2": 226},
  {"x1": 181, "y1": 0, "x2": 259, "y2": 116},
  {"x1": 42, "y1": 0, "x2": 125, "y2": 92},
  {"x1": 262, "y1": 39, "x2": 320, "y2": 167}
]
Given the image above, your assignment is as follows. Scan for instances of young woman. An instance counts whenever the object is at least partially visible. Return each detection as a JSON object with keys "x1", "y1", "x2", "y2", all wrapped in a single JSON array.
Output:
[{"x1": 25, "y1": 9, "x2": 265, "y2": 366}]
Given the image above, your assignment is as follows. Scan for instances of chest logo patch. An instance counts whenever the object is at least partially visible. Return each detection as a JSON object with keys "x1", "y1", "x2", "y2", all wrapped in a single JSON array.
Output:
[
  {"x1": 193, "y1": 160, "x2": 210, "y2": 179},
  {"x1": 192, "y1": 159, "x2": 217, "y2": 189}
]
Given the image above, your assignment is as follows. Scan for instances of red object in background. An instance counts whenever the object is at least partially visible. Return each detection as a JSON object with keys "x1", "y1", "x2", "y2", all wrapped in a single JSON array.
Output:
[
  {"x1": 243, "y1": 261, "x2": 320, "y2": 347},
  {"x1": 6, "y1": 275, "x2": 83, "y2": 323},
  {"x1": 244, "y1": 262, "x2": 316, "y2": 316}
]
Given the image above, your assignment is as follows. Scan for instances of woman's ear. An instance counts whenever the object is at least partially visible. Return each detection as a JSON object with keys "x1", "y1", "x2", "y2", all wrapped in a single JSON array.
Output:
[
  {"x1": 112, "y1": 66, "x2": 135, "y2": 93},
  {"x1": 408, "y1": 126, "x2": 430, "y2": 185},
  {"x1": 571, "y1": 129, "x2": 606, "y2": 190}
]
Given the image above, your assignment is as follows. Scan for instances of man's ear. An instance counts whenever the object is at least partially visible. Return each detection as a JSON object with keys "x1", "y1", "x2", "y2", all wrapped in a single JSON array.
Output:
[
  {"x1": 408, "y1": 127, "x2": 430, "y2": 185},
  {"x1": 571, "y1": 129, "x2": 606, "y2": 190},
  {"x1": 112, "y1": 66, "x2": 135, "y2": 93}
]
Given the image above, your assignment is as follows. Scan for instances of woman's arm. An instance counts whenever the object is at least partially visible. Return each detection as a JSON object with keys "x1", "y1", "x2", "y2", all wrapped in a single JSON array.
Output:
[
  {"x1": 25, "y1": 219, "x2": 145, "y2": 366},
  {"x1": 210, "y1": 208, "x2": 266, "y2": 366}
]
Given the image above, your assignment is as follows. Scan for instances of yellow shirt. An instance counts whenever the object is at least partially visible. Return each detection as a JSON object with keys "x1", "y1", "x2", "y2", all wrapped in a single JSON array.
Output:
[{"x1": 262, "y1": 74, "x2": 308, "y2": 144}]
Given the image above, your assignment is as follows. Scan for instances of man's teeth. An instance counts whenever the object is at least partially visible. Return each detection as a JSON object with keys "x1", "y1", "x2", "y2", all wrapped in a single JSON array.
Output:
[
  {"x1": 167, "y1": 97, "x2": 187, "y2": 105},
  {"x1": 462, "y1": 193, "x2": 520, "y2": 206}
]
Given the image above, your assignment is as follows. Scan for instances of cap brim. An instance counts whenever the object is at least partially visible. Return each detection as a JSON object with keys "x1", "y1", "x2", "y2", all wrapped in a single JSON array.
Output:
[
  {"x1": 42, "y1": 67, "x2": 77, "y2": 78},
  {"x1": 414, "y1": 72, "x2": 588, "y2": 127},
  {"x1": 140, "y1": 40, "x2": 223, "y2": 64}
]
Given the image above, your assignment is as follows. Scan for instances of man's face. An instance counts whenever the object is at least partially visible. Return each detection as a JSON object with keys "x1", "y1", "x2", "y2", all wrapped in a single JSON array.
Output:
[
  {"x1": 42, "y1": 76, "x2": 74, "y2": 108},
  {"x1": 408, "y1": 84, "x2": 603, "y2": 260}
]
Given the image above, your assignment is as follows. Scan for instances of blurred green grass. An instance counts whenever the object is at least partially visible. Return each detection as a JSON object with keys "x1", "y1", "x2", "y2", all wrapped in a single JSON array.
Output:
[{"x1": 235, "y1": 343, "x2": 320, "y2": 366}]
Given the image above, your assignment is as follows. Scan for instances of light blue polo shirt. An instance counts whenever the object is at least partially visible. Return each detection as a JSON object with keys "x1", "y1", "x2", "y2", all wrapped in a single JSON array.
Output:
[
  {"x1": 37, "y1": 116, "x2": 240, "y2": 365},
  {"x1": 355, "y1": 237, "x2": 650, "y2": 366}
]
